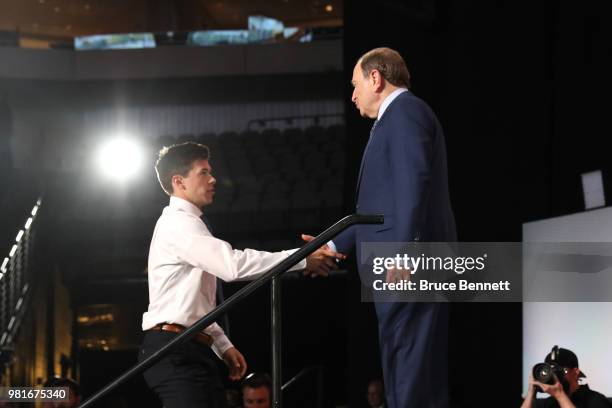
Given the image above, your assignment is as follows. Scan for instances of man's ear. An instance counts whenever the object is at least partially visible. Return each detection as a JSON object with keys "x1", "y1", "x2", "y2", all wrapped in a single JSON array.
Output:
[
  {"x1": 171, "y1": 174, "x2": 184, "y2": 191},
  {"x1": 370, "y1": 69, "x2": 385, "y2": 92}
]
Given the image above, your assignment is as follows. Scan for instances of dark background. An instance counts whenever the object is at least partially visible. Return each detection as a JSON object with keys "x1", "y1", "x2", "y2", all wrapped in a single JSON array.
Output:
[
  {"x1": 2, "y1": 1, "x2": 612, "y2": 407},
  {"x1": 344, "y1": 1, "x2": 611, "y2": 407}
]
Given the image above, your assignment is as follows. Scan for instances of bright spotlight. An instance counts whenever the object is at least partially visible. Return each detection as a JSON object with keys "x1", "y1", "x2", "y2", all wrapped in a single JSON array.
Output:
[{"x1": 96, "y1": 138, "x2": 143, "y2": 181}]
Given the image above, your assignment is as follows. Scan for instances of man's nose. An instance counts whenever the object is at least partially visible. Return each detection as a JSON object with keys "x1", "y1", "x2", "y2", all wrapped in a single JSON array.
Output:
[
  {"x1": 351, "y1": 89, "x2": 357, "y2": 103},
  {"x1": 210, "y1": 176, "x2": 216, "y2": 185}
]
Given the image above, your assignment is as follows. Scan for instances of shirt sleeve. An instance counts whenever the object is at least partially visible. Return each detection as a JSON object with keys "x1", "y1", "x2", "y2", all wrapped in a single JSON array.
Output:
[
  {"x1": 205, "y1": 322, "x2": 234, "y2": 358},
  {"x1": 170, "y1": 213, "x2": 307, "y2": 282}
]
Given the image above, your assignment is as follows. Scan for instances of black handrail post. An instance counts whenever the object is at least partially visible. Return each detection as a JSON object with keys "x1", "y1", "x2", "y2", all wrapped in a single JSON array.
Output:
[
  {"x1": 316, "y1": 366, "x2": 324, "y2": 408},
  {"x1": 78, "y1": 214, "x2": 383, "y2": 408},
  {"x1": 271, "y1": 276, "x2": 282, "y2": 408}
]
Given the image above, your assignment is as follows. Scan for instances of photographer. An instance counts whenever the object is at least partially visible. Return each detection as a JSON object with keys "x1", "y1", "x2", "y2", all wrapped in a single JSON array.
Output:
[{"x1": 521, "y1": 347, "x2": 611, "y2": 408}]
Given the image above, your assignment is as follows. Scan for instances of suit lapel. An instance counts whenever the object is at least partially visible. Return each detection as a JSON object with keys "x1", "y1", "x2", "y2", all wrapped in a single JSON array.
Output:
[
  {"x1": 355, "y1": 120, "x2": 379, "y2": 197},
  {"x1": 354, "y1": 91, "x2": 410, "y2": 199}
]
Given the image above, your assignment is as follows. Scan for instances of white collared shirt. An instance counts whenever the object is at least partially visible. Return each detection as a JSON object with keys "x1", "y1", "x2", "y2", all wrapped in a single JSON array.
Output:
[
  {"x1": 377, "y1": 87, "x2": 408, "y2": 120},
  {"x1": 142, "y1": 196, "x2": 306, "y2": 358}
]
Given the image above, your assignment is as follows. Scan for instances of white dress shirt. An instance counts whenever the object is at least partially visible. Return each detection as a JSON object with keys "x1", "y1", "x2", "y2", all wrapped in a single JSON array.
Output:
[
  {"x1": 377, "y1": 87, "x2": 408, "y2": 120},
  {"x1": 142, "y1": 196, "x2": 306, "y2": 358}
]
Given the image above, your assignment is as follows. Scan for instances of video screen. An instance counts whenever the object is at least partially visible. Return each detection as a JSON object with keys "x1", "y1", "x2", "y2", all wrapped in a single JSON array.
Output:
[{"x1": 75, "y1": 33, "x2": 156, "y2": 51}]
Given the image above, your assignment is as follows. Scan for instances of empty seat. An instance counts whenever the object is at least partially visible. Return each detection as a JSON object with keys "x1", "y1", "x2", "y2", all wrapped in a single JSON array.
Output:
[
  {"x1": 293, "y1": 180, "x2": 319, "y2": 194},
  {"x1": 282, "y1": 127, "x2": 304, "y2": 141},
  {"x1": 304, "y1": 125, "x2": 326, "y2": 140},
  {"x1": 264, "y1": 180, "x2": 291, "y2": 194},
  {"x1": 302, "y1": 152, "x2": 328, "y2": 171},
  {"x1": 262, "y1": 128, "x2": 284, "y2": 146},
  {"x1": 230, "y1": 194, "x2": 260, "y2": 212},
  {"x1": 253, "y1": 155, "x2": 277, "y2": 175},
  {"x1": 291, "y1": 190, "x2": 321, "y2": 210},
  {"x1": 326, "y1": 124, "x2": 346, "y2": 142},
  {"x1": 228, "y1": 159, "x2": 254, "y2": 177},
  {"x1": 235, "y1": 177, "x2": 264, "y2": 194}
]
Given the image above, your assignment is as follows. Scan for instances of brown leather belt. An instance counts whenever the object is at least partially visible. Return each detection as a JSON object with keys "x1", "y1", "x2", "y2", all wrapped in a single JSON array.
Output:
[{"x1": 148, "y1": 323, "x2": 214, "y2": 347}]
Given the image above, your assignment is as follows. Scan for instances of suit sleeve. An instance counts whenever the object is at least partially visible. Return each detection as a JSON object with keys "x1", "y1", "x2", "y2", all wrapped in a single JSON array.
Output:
[
  {"x1": 388, "y1": 108, "x2": 433, "y2": 242},
  {"x1": 330, "y1": 226, "x2": 356, "y2": 255}
]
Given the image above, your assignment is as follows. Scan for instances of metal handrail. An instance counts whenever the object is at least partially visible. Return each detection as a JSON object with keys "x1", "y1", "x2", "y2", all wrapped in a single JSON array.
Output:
[
  {"x1": 281, "y1": 365, "x2": 321, "y2": 392},
  {"x1": 0, "y1": 198, "x2": 41, "y2": 382},
  {"x1": 281, "y1": 366, "x2": 325, "y2": 408},
  {"x1": 79, "y1": 213, "x2": 383, "y2": 408}
]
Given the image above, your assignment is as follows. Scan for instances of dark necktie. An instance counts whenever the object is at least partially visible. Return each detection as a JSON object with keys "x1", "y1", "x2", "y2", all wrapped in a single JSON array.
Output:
[
  {"x1": 370, "y1": 119, "x2": 379, "y2": 138},
  {"x1": 200, "y1": 214, "x2": 231, "y2": 335}
]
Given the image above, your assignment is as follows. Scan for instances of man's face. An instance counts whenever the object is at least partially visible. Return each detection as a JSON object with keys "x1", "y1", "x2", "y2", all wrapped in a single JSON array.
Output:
[
  {"x1": 367, "y1": 382, "x2": 384, "y2": 407},
  {"x1": 242, "y1": 386, "x2": 270, "y2": 408},
  {"x1": 562, "y1": 367, "x2": 580, "y2": 392},
  {"x1": 352, "y1": 63, "x2": 379, "y2": 119},
  {"x1": 176, "y1": 159, "x2": 216, "y2": 208}
]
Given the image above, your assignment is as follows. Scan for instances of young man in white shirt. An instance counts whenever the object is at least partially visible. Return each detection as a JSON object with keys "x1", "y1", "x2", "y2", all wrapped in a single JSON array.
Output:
[{"x1": 139, "y1": 142, "x2": 344, "y2": 408}]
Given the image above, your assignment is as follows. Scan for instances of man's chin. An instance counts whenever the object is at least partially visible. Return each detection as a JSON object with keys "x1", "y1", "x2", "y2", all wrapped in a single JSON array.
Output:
[{"x1": 360, "y1": 110, "x2": 375, "y2": 119}]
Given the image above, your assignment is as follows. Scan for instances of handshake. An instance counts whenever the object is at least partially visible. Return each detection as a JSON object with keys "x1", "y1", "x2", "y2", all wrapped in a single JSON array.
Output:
[{"x1": 301, "y1": 234, "x2": 346, "y2": 278}]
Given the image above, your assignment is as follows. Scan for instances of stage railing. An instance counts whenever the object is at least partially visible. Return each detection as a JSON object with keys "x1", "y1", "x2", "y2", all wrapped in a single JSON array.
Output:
[
  {"x1": 79, "y1": 213, "x2": 383, "y2": 408},
  {"x1": 0, "y1": 198, "x2": 42, "y2": 378},
  {"x1": 281, "y1": 365, "x2": 326, "y2": 408}
]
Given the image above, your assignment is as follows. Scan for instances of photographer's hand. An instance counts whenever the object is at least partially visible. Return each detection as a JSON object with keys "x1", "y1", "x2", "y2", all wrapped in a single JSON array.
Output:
[
  {"x1": 533, "y1": 375, "x2": 576, "y2": 408},
  {"x1": 520, "y1": 375, "x2": 537, "y2": 408}
]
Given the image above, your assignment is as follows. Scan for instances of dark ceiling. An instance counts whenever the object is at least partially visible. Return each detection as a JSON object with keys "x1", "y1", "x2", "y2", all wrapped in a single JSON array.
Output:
[{"x1": 0, "y1": 0, "x2": 342, "y2": 39}]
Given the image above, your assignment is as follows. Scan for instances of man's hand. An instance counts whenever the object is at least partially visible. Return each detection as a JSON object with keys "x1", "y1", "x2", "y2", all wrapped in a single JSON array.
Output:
[
  {"x1": 385, "y1": 266, "x2": 411, "y2": 284},
  {"x1": 528, "y1": 375, "x2": 576, "y2": 408},
  {"x1": 302, "y1": 234, "x2": 346, "y2": 277},
  {"x1": 520, "y1": 375, "x2": 537, "y2": 408},
  {"x1": 531, "y1": 375, "x2": 565, "y2": 399},
  {"x1": 222, "y1": 347, "x2": 247, "y2": 381}
]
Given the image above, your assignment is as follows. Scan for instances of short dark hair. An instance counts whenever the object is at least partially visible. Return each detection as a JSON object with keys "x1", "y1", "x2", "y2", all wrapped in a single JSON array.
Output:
[
  {"x1": 155, "y1": 142, "x2": 210, "y2": 195},
  {"x1": 358, "y1": 47, "x2": 411, "y2": 89},
  {"x1": 241, "y1": 372, "x2": 272, "y2": 394}
]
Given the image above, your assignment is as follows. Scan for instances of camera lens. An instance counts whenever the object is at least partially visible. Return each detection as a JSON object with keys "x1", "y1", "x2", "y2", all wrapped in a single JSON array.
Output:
[{"x1": 533, "y1": 363, "x2": 554, "y2": 384}]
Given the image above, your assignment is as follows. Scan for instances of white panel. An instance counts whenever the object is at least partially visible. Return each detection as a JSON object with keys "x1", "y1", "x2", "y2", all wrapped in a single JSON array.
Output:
[
  {"x1": 522, "y1": 206, "x2": 612, "y2": 398},
  {"x1": 581, "y1": 170, "x2": 605, "y2": 209}
]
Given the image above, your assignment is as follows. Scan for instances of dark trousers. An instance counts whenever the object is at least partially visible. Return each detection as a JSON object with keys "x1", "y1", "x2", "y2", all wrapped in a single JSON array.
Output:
[
  {"x1": 139, "y1": 330, "x2": 227, "y2": 408},
  {"x1": 375, "y1": 302, "x2": 449, "y2": 408}
]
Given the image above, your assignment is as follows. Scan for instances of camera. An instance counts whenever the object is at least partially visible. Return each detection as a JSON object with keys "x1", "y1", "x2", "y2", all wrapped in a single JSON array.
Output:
[
  {"x1": 531, "y1": 345, "x2": 569, "y2": 392},
  {"x1": 532, "y1": 361, "x2": 564, "y2": 385}
]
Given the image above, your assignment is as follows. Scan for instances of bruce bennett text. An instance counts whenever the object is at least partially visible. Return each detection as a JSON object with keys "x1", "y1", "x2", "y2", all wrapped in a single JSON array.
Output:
[{"x1": 373, "y1": 279, "x2": 511, "y2": 292}]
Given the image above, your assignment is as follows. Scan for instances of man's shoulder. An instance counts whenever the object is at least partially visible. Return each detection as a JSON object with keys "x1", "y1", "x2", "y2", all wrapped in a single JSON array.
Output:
[
  {"x1": 577, "y1": 386, "x2": 612, "y2": 407},
  {"x1": 156, "y1": 207, "x2": 202, "y2": 234},
  {"x1": 389, "y1": 91, "x2": 429, "y2": 111},
  {"x1": 382, "y1": 91, "x2": 436, "y2": 127}
]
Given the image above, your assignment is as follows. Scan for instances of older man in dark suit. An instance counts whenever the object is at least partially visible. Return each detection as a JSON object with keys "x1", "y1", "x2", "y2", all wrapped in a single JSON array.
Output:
[{"x1": 332, "y1": 47, "x2": 457, "y2": 408}]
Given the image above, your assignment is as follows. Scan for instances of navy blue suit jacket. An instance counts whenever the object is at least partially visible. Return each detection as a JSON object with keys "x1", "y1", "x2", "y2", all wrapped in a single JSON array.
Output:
[
  {"x1": 334, "y1": 90, "x2": 456, "y2": 407},
  {"x1": 335, "y1": 90, "x2": 456, "y2": 256}
]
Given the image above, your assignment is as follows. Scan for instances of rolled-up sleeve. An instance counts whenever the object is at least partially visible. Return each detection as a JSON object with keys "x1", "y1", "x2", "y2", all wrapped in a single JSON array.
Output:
[{"x1": 206, "y1": 322, "x2": 234, "y2": 358}]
